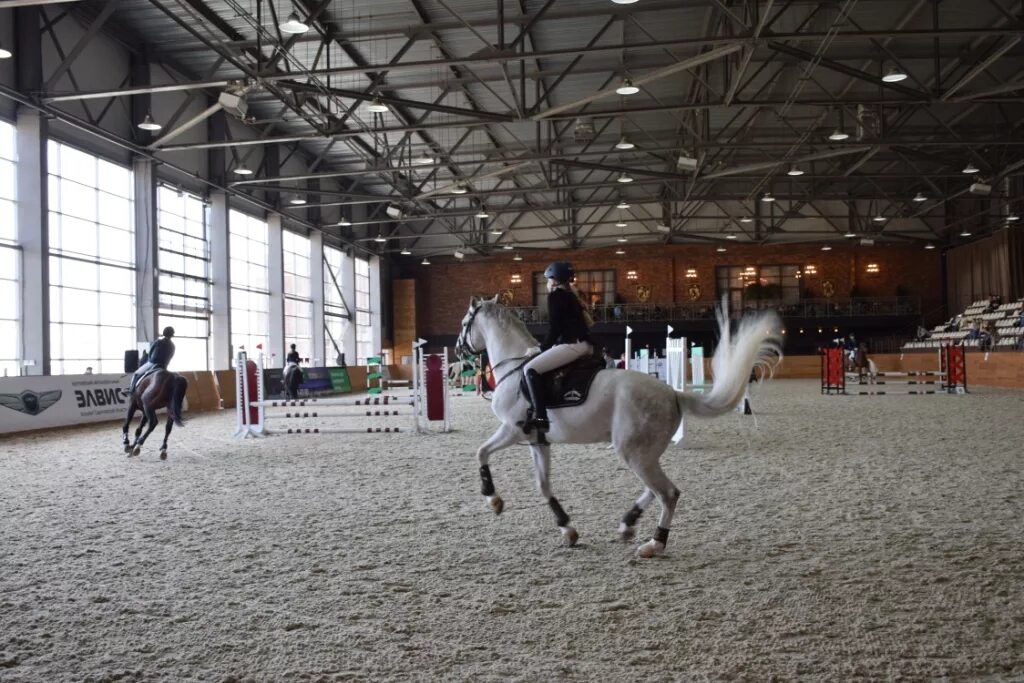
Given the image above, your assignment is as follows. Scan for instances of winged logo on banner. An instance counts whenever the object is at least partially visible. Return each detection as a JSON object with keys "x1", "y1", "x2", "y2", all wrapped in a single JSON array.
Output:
[
  {"x1": 498, "y1": 288, "x2": 514, "y2": 306},
  {"x1": 0, "y1": 390, "x2": 63, "y2": 416},
  {"x1": 636, "y1": 285, "x2": 652, "y2": 303}
]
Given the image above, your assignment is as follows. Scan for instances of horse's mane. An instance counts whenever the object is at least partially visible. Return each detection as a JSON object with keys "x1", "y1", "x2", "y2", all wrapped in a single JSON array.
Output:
[{"x1": 479, "y1": 301, "x2": 537, "y2": 345}]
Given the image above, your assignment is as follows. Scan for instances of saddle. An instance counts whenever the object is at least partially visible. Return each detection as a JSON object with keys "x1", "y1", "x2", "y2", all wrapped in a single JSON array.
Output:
[{"x1": 520, "y1": 351, "x2": 607, "y2": 409}]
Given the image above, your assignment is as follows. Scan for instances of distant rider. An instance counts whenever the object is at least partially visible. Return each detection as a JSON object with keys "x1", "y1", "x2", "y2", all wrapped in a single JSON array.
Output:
[{"x1": 128, "y1": 327, "x2": 176, "y2": 396}]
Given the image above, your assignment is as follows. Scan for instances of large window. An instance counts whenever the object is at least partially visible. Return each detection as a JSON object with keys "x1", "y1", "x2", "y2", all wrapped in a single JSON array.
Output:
[
  {"x1": 0, "y1": 120, "x2": 18, "y2": 376},
  {"x1": 157, "y1": 185, "x2": 210, "y2": 370},
  {"x1": 716, "y1": 264, "x2": 801, "y2": 311},
  {"x1": 323, "y1": 245, "x2": 349, "y2": 365},
  {"x1": 229, "y1": 210, "x2": 270, "y2": 358},
  {"x1": 533, "y1": 269, "x2": 615, "y2": 308},
  {"x1": 283, "y1": 230, "x2": 313, "y2": 360},
  {"x1": 47, "y1": 141, "x2": 135, "y2": 374},
  {"x1": 354, "y1": 256, "x2": 372, "y2": 366}
]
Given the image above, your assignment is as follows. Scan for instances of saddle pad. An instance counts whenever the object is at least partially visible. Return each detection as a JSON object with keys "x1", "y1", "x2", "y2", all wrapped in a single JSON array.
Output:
[{"x1": 521, "y1": 354, "x2": 607, "y2": 409}]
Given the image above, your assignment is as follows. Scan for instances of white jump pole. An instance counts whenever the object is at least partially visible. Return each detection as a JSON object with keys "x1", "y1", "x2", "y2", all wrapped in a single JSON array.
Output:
[{"x1": 624, "y1": 325, "x2": 632, "y2": 371}]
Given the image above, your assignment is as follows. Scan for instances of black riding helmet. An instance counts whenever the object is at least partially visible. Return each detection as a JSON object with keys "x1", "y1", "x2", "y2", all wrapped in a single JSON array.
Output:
[
  {"x1": 162, "y1": 326, "x2": 175, "y2": 338},
  {"x1": 544, "y1": 261, "x2": 574, "y2": 284}
]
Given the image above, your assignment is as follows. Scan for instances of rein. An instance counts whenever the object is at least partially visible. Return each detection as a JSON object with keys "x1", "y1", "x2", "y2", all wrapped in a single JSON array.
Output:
[{"x1": 491, "y1": 353, "x2": 539, "y2": 390}]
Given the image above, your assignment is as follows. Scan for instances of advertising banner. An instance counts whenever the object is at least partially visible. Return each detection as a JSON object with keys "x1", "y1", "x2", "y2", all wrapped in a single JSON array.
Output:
[
  {"x1": 0, "y1": 373, "x2": 133, "y2": 434},
  {"x1": 260, "y1": 366, "x2": 352, "y2": 399}
]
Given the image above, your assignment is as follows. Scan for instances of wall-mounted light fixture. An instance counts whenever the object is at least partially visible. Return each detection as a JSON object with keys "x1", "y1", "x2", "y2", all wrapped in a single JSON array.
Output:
[
  {"x1": 685, "y1": 268, "x2": 698, "y2": 279},
  {"x1": 866, "y1": 263, "x2": 880, "y2": 274},
  {"x1": 626, "y1": 270, "x2": 638, "y2": 281}
]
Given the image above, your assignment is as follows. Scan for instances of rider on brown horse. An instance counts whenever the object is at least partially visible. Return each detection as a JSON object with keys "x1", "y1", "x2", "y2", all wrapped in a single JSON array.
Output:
[{"x1": 128, "y1": 327, "x2": 176, "y2": 397}]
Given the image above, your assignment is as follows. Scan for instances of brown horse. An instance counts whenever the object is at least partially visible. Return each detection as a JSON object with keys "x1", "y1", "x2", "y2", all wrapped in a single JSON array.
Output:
[{"x1": 121, "y1": 369, "x2": 189, "y2": 459}]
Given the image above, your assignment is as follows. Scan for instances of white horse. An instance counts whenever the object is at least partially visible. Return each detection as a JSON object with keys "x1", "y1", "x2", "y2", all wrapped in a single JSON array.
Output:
[{"x1": 456, "y1": 296, "x2": 782, "y2": 558}]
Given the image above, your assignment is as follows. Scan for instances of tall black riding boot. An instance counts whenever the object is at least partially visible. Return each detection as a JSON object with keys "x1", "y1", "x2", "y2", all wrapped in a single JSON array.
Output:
[{"x1": 524, "y1": 369, "x2": 550, "y2": 432}]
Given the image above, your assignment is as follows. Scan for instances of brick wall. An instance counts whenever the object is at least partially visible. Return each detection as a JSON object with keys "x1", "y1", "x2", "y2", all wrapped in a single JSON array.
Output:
[{"x1": 395, "y1": 243, "x2": 943, "y2": 338}]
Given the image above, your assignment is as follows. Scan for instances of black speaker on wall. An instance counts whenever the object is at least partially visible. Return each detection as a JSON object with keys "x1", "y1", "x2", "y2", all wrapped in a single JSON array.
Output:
[{"x1": 124, "y1": 350, "x2": 139, "y2": 373}]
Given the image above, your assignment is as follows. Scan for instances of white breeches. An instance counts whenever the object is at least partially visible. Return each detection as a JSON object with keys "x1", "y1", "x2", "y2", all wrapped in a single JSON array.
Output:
[{"x1": 524, "y1": 341, "x2": 592, "y2": 375}]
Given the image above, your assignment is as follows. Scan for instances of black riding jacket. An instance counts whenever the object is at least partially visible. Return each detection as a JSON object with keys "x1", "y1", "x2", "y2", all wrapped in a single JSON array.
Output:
[
  {"x1": 147, "y1": 338, "x2": 175, "y2": 367},
  {"x1": 286, "y1": 351, "x2": 301, "y2": 364},
  {"x1": 542, "y1": 286, "x2": 591, "y2": 350}
]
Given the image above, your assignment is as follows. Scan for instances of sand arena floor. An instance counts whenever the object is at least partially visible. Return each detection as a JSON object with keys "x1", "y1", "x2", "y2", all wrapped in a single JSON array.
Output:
[{"x1": 1, "y1": 379, "x2": 1023, "y2": 682}]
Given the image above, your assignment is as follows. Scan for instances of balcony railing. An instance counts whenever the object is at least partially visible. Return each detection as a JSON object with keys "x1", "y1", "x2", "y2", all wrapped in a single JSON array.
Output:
[{"x1": 508, "y1": 297, "x2": 920, "y2": 324}]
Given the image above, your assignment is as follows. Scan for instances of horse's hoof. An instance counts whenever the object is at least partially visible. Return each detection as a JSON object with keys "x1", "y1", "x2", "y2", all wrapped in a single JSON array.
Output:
[
  {"x1": 486, "y1": 495, "x2": 504, "y2": 515},
  {"x1": 618, "y1": 522, "x2": 636, "y2": 541},
  {"x1": 159, "y1": 450, "x2": 167, "y2": 460},
  {"x1": 560, "y1": 526, "x2": 579, "y2": 547},
  {"x1": 131, "y1": 446, "x2": 141, "y2": 457},
  {"x1": 123, "y1": 444, "x2": 132, "y2": 454},
  {"x1": 637, "y1": 540, "x2": 665, "y2": 559}
]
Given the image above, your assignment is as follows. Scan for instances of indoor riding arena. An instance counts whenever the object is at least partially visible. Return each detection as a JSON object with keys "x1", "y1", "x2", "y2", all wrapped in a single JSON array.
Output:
[{"x1": 1, "y1": 1, "x2": 1023, "y2": 681}]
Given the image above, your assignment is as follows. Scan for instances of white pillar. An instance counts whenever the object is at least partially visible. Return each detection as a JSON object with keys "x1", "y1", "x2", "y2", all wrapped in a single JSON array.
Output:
[
  {"x1": 340, "y1": 249, "x2": 356, "y2": 366},
  {"x1": 15, "y1": 109, "x2": 48, "y2": 376},
  {"x1": 369, "y1": 255, "x2": 382, "y2": 358},
  {"x1": 267, "y1": 213, "x2": 284, "y2": 362},
  {"x1": 309, "y1": 230, "x2": 325, "y2": 366},
  {"x1": 133, "y1": 157, "x2": 158, "y2": 347},
  {"x1": 208, "y1": 191, "x2": 231, "y2": 370}
]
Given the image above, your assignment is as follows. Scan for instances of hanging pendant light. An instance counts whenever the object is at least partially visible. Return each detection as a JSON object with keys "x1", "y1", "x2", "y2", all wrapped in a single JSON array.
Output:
[
  {"x1": 337, "y1": 217, "x2": 351, "y2": 227},
  {"x1": 740, "y1": 216, "x2": 753, "y2": 223},
  {"x1": 617, "y1": 172, "x2": 634, "y2": 183},
  {"x1": 882, "y1": 66, "x2": 908, "y2": 83},
  {"x1": 412, "y1": 151, "x2": 435, "y2": 165},
  {"x1": 614, "y1": 135, "x2": 635, "y2": 150},
  {"x1": 786, "y1": 165, "x2": 804, "y2": 176},
  {"x1": 924, "y1": 243, "x2": 935, "y2": 250},
  {"x1": 962, "y1": 161, "x2": 979, "y2": 174},
  {"x1": 725, "y1": 233, "x2": 737, "y2": 240},
  {"x1": 475, "y1": 208, "x2": 490, "y2": 219},
  {"x1": 450, "y1": 184, "x2": 468, "y2": 195},
  {"x1": 366, "y1": 96, "x2": 389, "y2": 113},
  {"x1": 421, "y1": 257, "x2": 431, "y2": 265},
  {"x1": 913, "y1": 192, "x2": 927, "y2": 203},
  {"x1": 616, "y1": 200, "x2": 630, "y2": 210},
  {"x1": 828, "y1": 129, "x2": 850, "y2": 141},
  {"x1": 289, "y1": 196, "x2": 307, "y2": 206},
  {"x1": 373, "y1": 233, "x2": 387, "y2": 243},
  {"x1": 279, "y1": 11, "x2": 309, "y2": 34},
  {"x1": 0, "y1": 42, "x2": 13, "y2": 60},
  {"x1": 616, "y1": 77, "x2": 639, "y2": 96},
  {"x1": 233, "y1": 164, "x2": 254, "y2": 176},
  {"x1": 873, "y1": 214, "x2": 886, "y2": 223},
  {"x1": 761, "y1": 192, "x2": 775, "y2": 202},
  {"x1": 137, "y1": 113, "x2": 162, "y2": 131},
  {"x1": 400, "y1": 248, "x2": 411, "y2": 255},
  {"x1": 512, "y1": 253, "x2": 523, "y2": 261}
]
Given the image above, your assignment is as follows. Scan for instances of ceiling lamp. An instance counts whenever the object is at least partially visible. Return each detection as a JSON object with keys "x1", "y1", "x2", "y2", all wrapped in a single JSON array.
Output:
[
  {"x1": 337, "y1": 217, "x2": 352, "y2": 227},
  {"x1": 400, "y1": 248, "x2": 411, "y2": 255},
  {"x1": 289, "y1": 196, "x2": 307, "y2": 205},
  {"x1": 873, "y1": 214, "x2": 886, "y2": 223},
  {"x1": 616, "y1": 200, "x2": 630, "y2": 209},
  {"x1": 373, "y1": 234, "x2": 387, "y2": 243},
  {"x1": 844, "y1": 231, "x2": 856, "y2": 238},
  {"x1": 882, "y1": 66, "x2": 908, "y2": 83},
  {"x1": 924, "y1": 243, "x2": 935, "y2": 250},
  {"x1": 716, "y1": 246, "x2": 727, "y2": 253},
  {"x1": 761, "y1": 192, "x2": 775, "y2": 202},
  {"x1": 615, "y1": 247, "x2": 626, "y2": 255},
  {"x1": 656, "y1": 224, "x2": 671, "y2": 232},
  {"x1": 616, "y1": 78, "x2": 640, "y2": 96},
  {"x1": 1006, "y1": 212, "x2": 1020, "y2": 222},
  {"x1": 828, "y1": 129, "x2": 850, "y2": 142},
  {"x1": 137, "y1": 113, "x2": 162, "y2": 131},
  {"x1": 740, "y1": 216, "x2": 753, "y2": 223},
  {"x1": 786, "y1": 165, "x2": 804, "y2": 176},
  {"x1": 412, "y1": 152, "x2": 435, "y2": 165},
  {"x1": 0, "y1": 43, "x2": 12, "y2": 60},
  {"x1": 614, "y1": 136, "x2": 635, "y2": 150},
  {"x1": 450, "y1": 184, "x2": 468, "y2": 194},
  {"x1": 617, "y1": 235, "x2": 628, "y2": 243},
  {"x1": 366, "y1": 96, "x2": 389, "y2": 114},
  {"x1": 913, "y1": 192, "x2": 928, "y2": 203},
  {"x1": 475, "y1": 208, "x2": 490, "y2": 219},
  {"x1": 616, "y1": 221, "x2": 628, "y2": 228},
  {"x1": 617, "y1": 172, "x2": 634, "y2": 183},
  {"x1": 233, "y1": 164, "x2": 253, "y2": 176},
  {"x1": 489, "y1": 227, "x2": 503, "y2": 235},
  {"x1": 962, "y1": 162, "x2": 979, "y2": 174},
  {"x1": 821, "y1": 245, "x2": 832, "y2": 251},
  {"x1": 502, "y1": 244, "x2": 514, "y2": 250},
  {"x1": 512, "y1": 253, "x2": 523, "y2": 261},
  {"x1": 279, "y1": 11, "x2": 309, "y2": 34},
  {"x1": 611, "y1": 0, "x2": 639, "y2": 4},
  {"x1": 421, "y1": 257, "x2": 431, "y2": 265},
  {"x1": 960, "y1": 229, "x2": 972, "y2": 237},
  {"x1": 725, "y1": 233, "x2": 737, "y2": 240}
]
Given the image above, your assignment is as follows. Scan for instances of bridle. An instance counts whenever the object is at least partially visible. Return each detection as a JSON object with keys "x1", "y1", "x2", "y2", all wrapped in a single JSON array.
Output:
[{"x1": 455, "y1": 303, "x2": 484, "y2": 359}]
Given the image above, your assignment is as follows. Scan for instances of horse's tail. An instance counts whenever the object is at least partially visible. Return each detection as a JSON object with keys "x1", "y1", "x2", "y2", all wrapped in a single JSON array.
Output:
[
  {"x1": 169, "y1": 375, "x2": 188, "y2": 426},
  {"x1": 677, "y1": 300, "x2": 783, "y2": 418}
]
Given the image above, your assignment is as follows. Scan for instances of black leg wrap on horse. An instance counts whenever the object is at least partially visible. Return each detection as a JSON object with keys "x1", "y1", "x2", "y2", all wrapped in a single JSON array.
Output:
[
  {"x1": 653, "y1": 526, "x2": 670, "y2": 545},
  {"x1": 622, "y1": 504, "x2": 644, "y2": 527},
  {"x1": 479, "y1": 465, "x2": 495, "y2": 496},
  {"x1": 548, "y1": 497, "x2": 570, "y2": 527}
]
